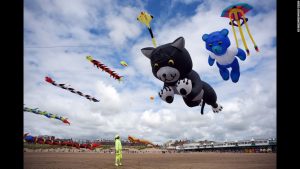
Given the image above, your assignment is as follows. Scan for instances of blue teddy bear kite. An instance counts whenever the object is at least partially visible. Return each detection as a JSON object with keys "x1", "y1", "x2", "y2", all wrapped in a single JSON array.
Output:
[{"x1": 202, "y1": 29, "x2": 246, "y2": 83}]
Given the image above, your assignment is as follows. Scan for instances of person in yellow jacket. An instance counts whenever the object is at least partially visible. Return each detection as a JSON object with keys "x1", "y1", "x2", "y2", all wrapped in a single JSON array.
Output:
[{"x1": 115, "y1": 135, "x2": 122, "y2": 166}]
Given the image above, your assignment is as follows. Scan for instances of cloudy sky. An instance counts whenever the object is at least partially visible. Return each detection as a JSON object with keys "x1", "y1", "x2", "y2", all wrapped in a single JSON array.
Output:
[{"x1": 24, "y1": 0, "x2": 276, "y2": 144}]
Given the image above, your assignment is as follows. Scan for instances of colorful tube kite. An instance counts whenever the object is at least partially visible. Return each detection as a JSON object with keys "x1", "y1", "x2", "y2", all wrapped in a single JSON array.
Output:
[
  {"x1": 221, "y1": 3, "x2": 259, "y2": 55},
  {"x1": 86, "y1": 56, "x2": 123, "y2": 81},
  {"x1": 23, "y1": 133, "x2": 102, "y2": 150},
  {"x1": 45, "y1": 76, "x2": 100, "y2": 102},
  {"x1": 137, "y1": 11, "x2": 157, "y2": 48},
  {"x1": 24, "y1": 106, "x2": 70, "y2": 125}
]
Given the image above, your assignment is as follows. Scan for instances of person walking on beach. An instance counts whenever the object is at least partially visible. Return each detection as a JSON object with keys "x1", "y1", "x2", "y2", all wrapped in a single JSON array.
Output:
[{"x1": 115, "y1": 135, "x2": 123, "y2": 166}]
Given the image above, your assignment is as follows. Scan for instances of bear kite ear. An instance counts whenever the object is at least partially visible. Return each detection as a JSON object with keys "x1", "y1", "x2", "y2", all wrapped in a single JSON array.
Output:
[
  {"x1": 220, "y1": 29, "x2": 229, "y2": 36},
  {"x1": 202, "y1": 34, "x2": 209, "y2": 41},
  {"x1": 171, "y1": 37, "x2": 185, "y2": 50},
  {"x1": 141, "y1": 47, "x2": 155, "y2": 59}
]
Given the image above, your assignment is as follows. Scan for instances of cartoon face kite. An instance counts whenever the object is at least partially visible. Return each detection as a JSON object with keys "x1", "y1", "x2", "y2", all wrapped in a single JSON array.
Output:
[
  {"x1": 202, "y1": 29, "x2": 246, "y2": 83},
  {"x1": 141, "y1": 37, "x2": 223, "y2": 114}
]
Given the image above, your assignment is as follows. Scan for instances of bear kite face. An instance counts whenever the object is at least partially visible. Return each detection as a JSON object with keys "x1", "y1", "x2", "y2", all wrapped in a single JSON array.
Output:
[
  {"x1": 202, "y1": 29, "x2": 231, "y2": 56},
  {"x1": 141, "y1": 37, "x2": 193, "y2": 84}
]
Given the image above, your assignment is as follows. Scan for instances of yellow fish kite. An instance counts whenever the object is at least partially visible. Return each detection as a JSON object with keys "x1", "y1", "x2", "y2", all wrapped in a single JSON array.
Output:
[{"x1": 137, "y1": 11, "x2": 157, "y2": 48}]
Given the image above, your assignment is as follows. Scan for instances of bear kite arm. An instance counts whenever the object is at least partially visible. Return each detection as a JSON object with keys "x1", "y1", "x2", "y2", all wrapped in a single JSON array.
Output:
[
  {"x1": 185, "y1": 70, "x2": 203, "y2": 100},
  {"x1": 236, "y1": 48, "x2": 246, "y2": 61},
  {"x1": 208, "y1": 56, "x2": 215, "y2": 66}
]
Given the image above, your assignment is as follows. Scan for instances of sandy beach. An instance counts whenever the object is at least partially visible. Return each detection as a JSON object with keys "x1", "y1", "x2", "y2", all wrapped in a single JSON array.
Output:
[{"x1": 24, "y1": 152, "x2": 276, "y2": 169}]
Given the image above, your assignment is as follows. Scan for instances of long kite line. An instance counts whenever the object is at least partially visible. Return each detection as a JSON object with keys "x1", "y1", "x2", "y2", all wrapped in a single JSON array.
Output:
[
  {"x1": 45, "y1": 76, "x2": 100, "y2": 102},
  {"x1": 24, "y1": 106, "x2": 70, "y2": 125},
  {"x1": 86, "y1": 56, "x2": 123, "y2": 81}
]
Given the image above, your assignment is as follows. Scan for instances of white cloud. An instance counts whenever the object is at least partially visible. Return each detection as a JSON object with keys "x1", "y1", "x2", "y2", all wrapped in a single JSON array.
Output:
[{"x1": 105, "y1": 6, "x2": 142, "y2": 46}]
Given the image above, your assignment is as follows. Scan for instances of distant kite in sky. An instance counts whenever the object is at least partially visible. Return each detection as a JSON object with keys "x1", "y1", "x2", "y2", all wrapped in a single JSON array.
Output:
[
  {"x1": 86, "y1": 56, "x2": 123, "y2": 81},
  {"x1": 45, "y1": 76, "x2": 100, "y2": 102},
  {"x1": 120, "y1": 61, "x2": 128, "y2": 67},
  {"x1": 137, "y1": 11, "x2": 157, "y2": 48},
  {"x1": 221, "y1": 3, "x2": 259, "y2": 55},
  {"x1": 150, "y1": 96, "x2": 154, "y2": 101},
  {"x1": 24, "y1": 106, "x2": 70, "y2": 125}
]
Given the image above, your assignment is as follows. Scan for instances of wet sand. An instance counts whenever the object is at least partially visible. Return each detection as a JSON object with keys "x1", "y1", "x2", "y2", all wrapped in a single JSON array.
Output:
[{"x1": 24, "y1": 152, "x2": 276, "y2": 169}]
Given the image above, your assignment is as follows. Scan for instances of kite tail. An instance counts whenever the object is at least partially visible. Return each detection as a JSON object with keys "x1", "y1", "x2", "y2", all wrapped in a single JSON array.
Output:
[
  {"x1": 45, "y1": 76, "x2": 100, "y2": 102},
  {"x1": 230, "y1": 18, "x2": 239, "y2": 48},
  {"x1": 67, "y1": 87, "x2": 99, "y2": 102},
  {"x1": 83, "y1": 94, "x2": 100, "y2": 102},
  {"x1": 117, "y1": 76, "x2": 123, "y2": 82},
  {"x1": 148, "y1": 27, "x2": 157, "y2": 48},
  {"x1": 201, "y1": 102, "x2": 205, "y2": 115},
  {"x1": 241, "y1": 11, "x2": 259, "y2": 52},
  {"x1": 233, "y1": 11, "x2": 249, "y2": 56}
]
